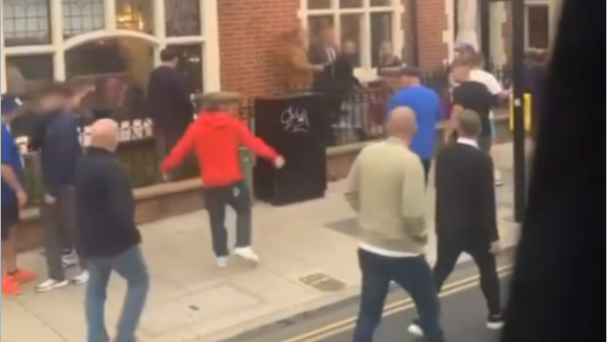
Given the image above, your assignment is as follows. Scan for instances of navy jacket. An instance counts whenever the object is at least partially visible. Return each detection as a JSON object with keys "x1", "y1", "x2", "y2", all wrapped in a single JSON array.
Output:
[{"x1": 41, "y1": 110, "x2": 82, "y2": 191}]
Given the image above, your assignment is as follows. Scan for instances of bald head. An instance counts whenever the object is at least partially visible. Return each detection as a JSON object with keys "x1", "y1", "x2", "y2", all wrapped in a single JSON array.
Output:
[
  {"x1": 387, "y1": 106, "x2": 417, "y2": 140},
  {"x1": 90, "y1": 119, "x2": 119, "y2": 150},
  {"x1": 457, "y1": 110, "x2": 481, "y2": 138}
]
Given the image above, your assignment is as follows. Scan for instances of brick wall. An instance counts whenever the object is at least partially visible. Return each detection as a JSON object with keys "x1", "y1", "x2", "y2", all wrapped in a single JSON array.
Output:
[
  {"x1": 415, "y1": 0, "x2": 449, "y2": 68},
  {"x1": 217, "y1": 0, "x2": 299, "y2": 96}
]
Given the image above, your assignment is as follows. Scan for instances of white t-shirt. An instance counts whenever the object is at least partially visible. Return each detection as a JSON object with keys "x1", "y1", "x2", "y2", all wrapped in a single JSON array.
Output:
[{"x1": 469, "y1": 69, "x2": 503, "y2": 95}]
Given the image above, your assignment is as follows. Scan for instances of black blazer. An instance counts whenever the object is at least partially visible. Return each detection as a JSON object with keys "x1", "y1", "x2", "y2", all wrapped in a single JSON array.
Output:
[
  {"x1": 308, "y1": 43, "x2": 337, "y2": 65},
  {"x1": 434, "y1": 142, "x2": 497, "y2": 246},
  {"x1": 312, "y1": 54, "x2": 359, "y2": 95},
  {"x1": 145, "y1": 66, "x2": 194, "y2": 132},
  {"x1": 75, "y1": 147, "x2": 140, "y2": 257}
]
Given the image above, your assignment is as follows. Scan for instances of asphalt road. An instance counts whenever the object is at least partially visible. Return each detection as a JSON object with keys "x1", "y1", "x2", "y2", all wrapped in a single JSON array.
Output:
[{"x1": 227, "y1": 249, "x2": 514, "y2": 342}]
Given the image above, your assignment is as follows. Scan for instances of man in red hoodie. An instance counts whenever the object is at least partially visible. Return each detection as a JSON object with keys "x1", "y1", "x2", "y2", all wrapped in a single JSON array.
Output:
[{"x1": 161, "y1": 92, "x2": 283, "y2": 266}]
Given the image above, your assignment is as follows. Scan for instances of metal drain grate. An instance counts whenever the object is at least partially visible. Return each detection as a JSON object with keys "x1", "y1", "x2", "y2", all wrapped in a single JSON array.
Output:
[{"x1": 299, "y1": 272, "x2": 346, "y2": 292}]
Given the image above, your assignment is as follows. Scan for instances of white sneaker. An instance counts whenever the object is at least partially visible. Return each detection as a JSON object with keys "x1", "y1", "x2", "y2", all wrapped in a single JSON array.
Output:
[
  {"x1": 408, "y1": 323, "x2": 423, "y2": 336},
  {"x1": 216, "y1": 256, "x2": 228, "y2": 267},
  {"x1": 35, "y1": 279, "x2": 69, "y2": 292},
  {"x1": 71, "y1": 270, "x2": 88, "y2": 284},
  {"x1": 233, "y1": 247, "x2": 259, "y2": 263}
]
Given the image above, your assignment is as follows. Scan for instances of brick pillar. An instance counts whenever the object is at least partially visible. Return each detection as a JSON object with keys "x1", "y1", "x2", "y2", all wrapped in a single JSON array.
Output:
[{"x1": 415, "y1": 0, "x2": 450, "y2": 68}]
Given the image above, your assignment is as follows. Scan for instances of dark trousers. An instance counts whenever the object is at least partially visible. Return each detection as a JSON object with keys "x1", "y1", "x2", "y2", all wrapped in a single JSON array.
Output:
[
  {"x1": 421, "y1": 159, "x2": 431, "y2": 185},
  {"x1": 86, "y1": 246, "x2": 149, "y2": 342},
  {"x1": 353, "y1": 249, "x2": 444, "y2": 342},
  {"x1": 201, "y1": 180, "x2": 251, "y2": 257},
  {"x1": 433, "y1": 237, "x2": 501, "y2": 315},
  {"x1": 41, "y1": 185, "x2": 85, "y2": 280}
]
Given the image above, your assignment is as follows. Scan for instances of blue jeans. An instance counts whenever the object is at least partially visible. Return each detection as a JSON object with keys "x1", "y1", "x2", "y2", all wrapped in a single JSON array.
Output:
[
  {"x1": 353, "y1": 249, "x2": 444, "y2": 342},
  {"x1": 85, "y1": 246, "x2": 149, "y2": 342}
]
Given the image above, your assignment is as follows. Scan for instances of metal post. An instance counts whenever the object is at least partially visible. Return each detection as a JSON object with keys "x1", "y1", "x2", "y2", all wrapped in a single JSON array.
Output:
[{"x1": 511, "y1": 0, "x2": 526, "y2": 222}]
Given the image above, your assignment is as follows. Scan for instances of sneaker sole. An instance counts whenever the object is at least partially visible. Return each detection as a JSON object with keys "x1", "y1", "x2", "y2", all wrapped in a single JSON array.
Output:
[
  {"x1": 408, "y1": 325, "x2": 423, "y2": 336},
  {"x1": 35, "y1": 282, "x2": 69, "y2": 292},
  {"x1": 487, "y1": 321, "x2": 504, "y2": 329}
]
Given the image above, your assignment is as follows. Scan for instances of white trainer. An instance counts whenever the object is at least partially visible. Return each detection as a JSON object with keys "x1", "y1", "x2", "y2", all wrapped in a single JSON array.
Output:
[
  {"x1": 233, "y1": 247, "x2": 259, "y2": 263},
  {"x1": 35, "y1": 279, "x2": 69, "y2": 292},
  {"x1": 216, "y1": 256, "x2": 228, "y2": 267},
  {"x1": 71, "y1": 270, "x2": 89, "y2": 284},
  {"x1": 408, "y1": 323, "x2": 423, "y2": 336}
]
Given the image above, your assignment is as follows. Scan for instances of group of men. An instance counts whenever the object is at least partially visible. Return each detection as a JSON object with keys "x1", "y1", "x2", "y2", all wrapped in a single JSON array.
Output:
[{"x1": 345, "y1": 45, "x2": 509, "y2": 341}]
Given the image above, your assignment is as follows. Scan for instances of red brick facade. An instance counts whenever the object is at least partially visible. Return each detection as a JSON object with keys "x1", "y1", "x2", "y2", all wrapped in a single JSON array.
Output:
[{"x1": 217, "y1": 0, "x2": 449, "y2": 97}]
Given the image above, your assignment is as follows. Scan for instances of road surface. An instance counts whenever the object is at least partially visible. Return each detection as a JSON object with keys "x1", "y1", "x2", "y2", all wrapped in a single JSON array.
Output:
[{"x1": 226, "y1": 250, "x2": 514, "y2": 342}]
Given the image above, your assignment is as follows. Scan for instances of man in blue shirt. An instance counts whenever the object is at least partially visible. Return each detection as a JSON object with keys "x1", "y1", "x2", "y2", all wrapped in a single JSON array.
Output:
[
  {"x1": 1, "y1": 94, "x2": 35, "y2": 294},
  {"x1": 387, "y1": 67, "x2": 442, "y2": 182}
]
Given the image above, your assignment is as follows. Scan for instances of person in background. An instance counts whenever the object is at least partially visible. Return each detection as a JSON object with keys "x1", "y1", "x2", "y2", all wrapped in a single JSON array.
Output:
[
  {"x1": 466, "y1": 53, "x2": 509, "y2": 186},
  {"x1": 386, "y1": 67, "x2": 442, "y2": 183},
  {"x1": 280, "y1": 27, "x2": 323, "y2": 92},
  {"x1": 346, "y1": 107, "x2": 444, "y2": 342},
  {"x1": 34, "y1": 82, "x2": 88, "y2": 292},
  {"x1": 161, "y1": 92, "x2": 284, "y2": 267},
  {"x1": 308, "y1": 25, "x2": 338, "y2": 65},
  {"x1": 377, "y1": 41, "x2": 402, "y2": 75},
  {"x1": 408, "y1": 110, "x2": 502, "y2": 337},
  {"x1": 1, "y1": 94, "x2": 35, "y2": 295},
  {"x1": 146, "y1": 48, "x2": 194, "y2": 179},
  {"x1": 76, "y1": 119, "x2": 148, "y2": 342}
]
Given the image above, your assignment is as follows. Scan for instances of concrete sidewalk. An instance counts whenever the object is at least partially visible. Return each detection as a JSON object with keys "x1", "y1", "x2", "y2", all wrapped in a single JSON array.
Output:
[{"x1": 1, "y1": 143, "x2": 519, "y2": 342}]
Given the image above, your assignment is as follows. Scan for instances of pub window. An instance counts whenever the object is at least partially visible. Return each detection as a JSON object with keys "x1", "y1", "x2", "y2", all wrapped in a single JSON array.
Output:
[
  {"x1": 165, "y1": 0, "x2": 202, "y2": 37},
  {"x1": 525, "y1": 4, "x2": 549, "y2": 49},
  {"x1": 2, "y1": 0, "x2": 51, "y2": 46},
  {"x1": 115, "y1": 0, "x2": 154, "y2": 33},
  {"x1": 167, "y1": 44, "x2": 204, "y2": 94},
  {"x1": 62, "y1": 0, "x2": 105, "y2": 38}
]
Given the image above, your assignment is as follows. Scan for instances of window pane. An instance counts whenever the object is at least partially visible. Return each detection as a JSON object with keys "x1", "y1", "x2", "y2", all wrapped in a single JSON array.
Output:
[
  {"x1": 2, "y1": 0, "x2": 51, "y2": 46},
  {"x1": 115, "y1": 0, "x2": 154, "y2": 34},
  {"x1": 307, "y1": 0, "x2": 331, "y2": 9},
  {"x1": 168, "y1": 44, "x2": 204, "y2": 94},
  {"x1": 527, "y1": 5, "x2": 549, "y2": 48},
  {"x1": 340, "y1": 14, "x2": 362, "y2": 67},
  {"x1": 339, "y1": 0, "x2": 362, "y2": 8},
  {"x1": 370, "y1": 13, "x2": 393, "y2": 67},
  {"x1": 308, "y1": 16, "x2": 334, "y2": 43},
  {"x1": 62, "y1": 0, "x2": 105, "y2": 38},
  {"x1": 165, "y1": 0, "x2": 201, "y2": 36},
  {"x1": 6, "y1": 55, "x2": 54, "y2": 94},
  {"x1": 370, "y1": 0, "x2": 391, "y2": 6}
]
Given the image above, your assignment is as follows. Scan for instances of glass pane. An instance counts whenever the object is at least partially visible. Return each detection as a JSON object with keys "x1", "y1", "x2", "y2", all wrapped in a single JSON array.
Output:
[
  {"x1": 527, "y1": 5, "x2": 549, "y2": 49},
  {"x1": 370, "y1": 13, "x2": 393, "y2": 67},
  {"x1": 339, "y1": 0, "x2": 362, "y2": 8},
  {"x1": 65, "y1": 38, "x2": 154, "y2": 121},
  {"x1": 340, "y1": 14, "x2": 362, "y2": 67},
  {"x1": 307, "y1": 0, "x2": 331, "y2": 9},
  {"x1": 115, "y1": 0, "x2": 154, "y2": 34},
  {"x1": 168, "y1": 44, "x2": 204, "y2": 94},
  {"x1": 62, "y1": 0, "x2": 105, "y2": 38},
  {"x1": 370, "y1": 0, "x2": 391, "y2": 6},
  {"x1": 2, "y1": 0, "x2": 51, "y2": 46},
  {"x1": 5, "y1": 55, "x2": 53, "y2": 94},
  {"x1": 165, "y1": 0, "x2": 201, "y2": 36},
  {"x1": 308, "y1": 16, "x2": 334, "y2": 44}
]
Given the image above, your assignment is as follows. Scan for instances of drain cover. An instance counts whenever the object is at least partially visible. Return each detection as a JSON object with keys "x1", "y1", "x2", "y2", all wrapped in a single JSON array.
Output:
[{"x1": 299, "y1": 273, "x2": 346, "y2": 292}]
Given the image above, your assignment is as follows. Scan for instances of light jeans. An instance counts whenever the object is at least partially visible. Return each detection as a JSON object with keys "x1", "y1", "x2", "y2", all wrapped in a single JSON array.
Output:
[{"x1": 85, "y1": 246, "x2": 149, "y2": 342}]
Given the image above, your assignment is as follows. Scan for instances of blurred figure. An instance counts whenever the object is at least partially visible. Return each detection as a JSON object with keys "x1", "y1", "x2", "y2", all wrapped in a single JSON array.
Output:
[
  {"x1": 161, "y1": 92, "x2": 284, "y2": 267},
  {"x1": 346, "y1": 107, "x2": 444, "y2": 342},
  {"x1": 386, "y1": 67, "x2": 442, "y2": 182},
  {"x1": 453, "y1": 42, "x2": 476, "y2": 60},
  {"x1": 76, "y1": 119, "x2": 148, "y2": 342},
  {"x1": 34, "y1": 82, "x2": 88, "y2": 292},
  {"x1": 145, "y1": 48, "x2": 194, "y2": 179},
  {"x1": 309, "y1": 25, "x2": 338, "y2": 65},
  {"x1": 377, "y1": 41, "x2": 402, "y2": 74},
  {"x1": 408, "y1": 110, "x2": 502, "y2": 337},
  {"x1": 1, "y1": 94, "x2": 35, "y2": 295},
  {"x1": 280, "y1": 27, "x2": 323, "y2": 92}
]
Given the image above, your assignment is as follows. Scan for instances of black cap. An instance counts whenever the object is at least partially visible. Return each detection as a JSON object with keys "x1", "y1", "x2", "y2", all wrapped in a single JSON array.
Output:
[{"x1": 380, "y1": 66, "x2": 422, "y2": 78}]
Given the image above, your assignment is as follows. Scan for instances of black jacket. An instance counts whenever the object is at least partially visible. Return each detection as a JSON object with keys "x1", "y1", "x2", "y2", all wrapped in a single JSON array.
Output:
[
  {"x1": 312, "y1": 54, "x2": 359, "y2": 95},
  {"x1": 75, "y1": 147, "x2": 140, "y2": 257},
  {"x1": 434, "y1": 142, "x2": 497, "y2": 246},
  {"x1": 145, "y1": 66, "x2": 194, "y2": 132}
]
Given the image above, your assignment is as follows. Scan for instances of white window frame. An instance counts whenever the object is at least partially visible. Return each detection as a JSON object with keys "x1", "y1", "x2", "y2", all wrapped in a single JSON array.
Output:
[
  {"x1": 524, "y1": 0, "x2": 549, "y2": 50},
  {"x1": 0, "y1": 0, "x2": 220, "y2": 92},
  {"x1": 298, "y1": 0, "x2": 404, "y2": 82}
]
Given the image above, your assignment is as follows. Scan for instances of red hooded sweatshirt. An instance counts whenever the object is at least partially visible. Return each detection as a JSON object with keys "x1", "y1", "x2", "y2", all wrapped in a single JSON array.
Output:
[{"x1": 161, "y1": 111, "x2": 278, "y2": 186}]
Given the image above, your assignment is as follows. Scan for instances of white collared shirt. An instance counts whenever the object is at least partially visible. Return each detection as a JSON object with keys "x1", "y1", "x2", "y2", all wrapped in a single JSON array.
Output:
[{"x1": 457, "y1": 137, "x2": 478, "y2": 148}]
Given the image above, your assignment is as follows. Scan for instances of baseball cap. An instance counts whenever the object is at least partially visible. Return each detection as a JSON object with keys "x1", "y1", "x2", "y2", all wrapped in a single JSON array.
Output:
[
  {"x1": 1, "y1": 94, "x2": 22, "y2": 114},
  {"x1": 454, "y1": 42, "x2": 475, "y2": 53}
]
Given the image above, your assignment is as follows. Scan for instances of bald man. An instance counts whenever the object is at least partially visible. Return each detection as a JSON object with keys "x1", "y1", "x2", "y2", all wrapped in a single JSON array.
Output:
[
  {"x1": 345, "y1": 107, "x2": 444, "y2": 342},
  {"x1": 75, "y1": 119, "x2": 149, "y2": 342}
]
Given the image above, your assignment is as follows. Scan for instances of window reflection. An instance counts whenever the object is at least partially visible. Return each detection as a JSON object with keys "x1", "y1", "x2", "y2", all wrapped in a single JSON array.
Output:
[
  {"x1": 370, "y1": 13, "x2": 392, "y2": 67},
  {"x1": 62, "y1": 0, "x2": 105, "y2": 38},
  {"x1": 2, "y1": 0, "x2": 51, "y2": 46},
  {"x1": 115, "y1": 0, "x2": 153, "y2": 33},
  {"x1": 165, "y1": 0, "x2": 201, "y2": 36},
  {"x1": 5, "y1": 55, "x2": 54, "y2": 94},
  {"x1": 526, "y1": 5, "x2": 549, "y2": 49},
  {"x1": 340, "y1": 14, "x2": 362, "y2": 66},
  {"x1": 168, "y1": 44, "x2": 204, "y2": 94}
]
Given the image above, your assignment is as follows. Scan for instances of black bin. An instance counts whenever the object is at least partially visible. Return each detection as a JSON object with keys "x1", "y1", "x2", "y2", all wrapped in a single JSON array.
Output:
[{"x1": 253, "y1": 92, "x2": 330, "y2": 205}]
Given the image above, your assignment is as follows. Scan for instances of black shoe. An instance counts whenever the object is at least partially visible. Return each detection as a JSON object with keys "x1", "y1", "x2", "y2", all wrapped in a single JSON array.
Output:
[{"x1": 486, "y1": 313, "x2": 504, "y2": 329}]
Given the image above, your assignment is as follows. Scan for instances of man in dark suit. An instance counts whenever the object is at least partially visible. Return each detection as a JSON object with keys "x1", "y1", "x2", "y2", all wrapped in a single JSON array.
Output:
[
  {"x1": 408, "y1": 110, "x2": 503, "y2": 337},
  {"x1": 145, "y1": 48, "x2": 194, "y2": 178},
  {"x1": 308, "y1": 26, "x2": 338, "y2": 65}
]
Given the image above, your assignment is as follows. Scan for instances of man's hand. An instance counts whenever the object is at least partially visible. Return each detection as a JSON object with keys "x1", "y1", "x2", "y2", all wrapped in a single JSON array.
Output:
[
  {"x1": 490, "y1": 240, "x2": 501, "y2": 254},
  {"x1": 44, "y1": 193, "x2": 55, "y2": 204},
  {"x1": 16, "y1": 191, "x2": 27, "y2": 207},
  {"x1": 274, "y1": 156, "x2": 285, "y2": 168}
]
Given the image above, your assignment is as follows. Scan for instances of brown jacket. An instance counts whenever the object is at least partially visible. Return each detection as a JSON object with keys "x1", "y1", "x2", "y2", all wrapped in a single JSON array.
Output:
[{"x1": 280, "y1": 44, "x2": 314, "y2": 92}]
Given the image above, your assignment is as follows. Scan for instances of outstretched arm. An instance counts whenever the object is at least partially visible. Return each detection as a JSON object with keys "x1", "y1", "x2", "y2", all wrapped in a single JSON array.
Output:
[{"x1": 160, "y1": 123, "x2": 196, "y2": 171}]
